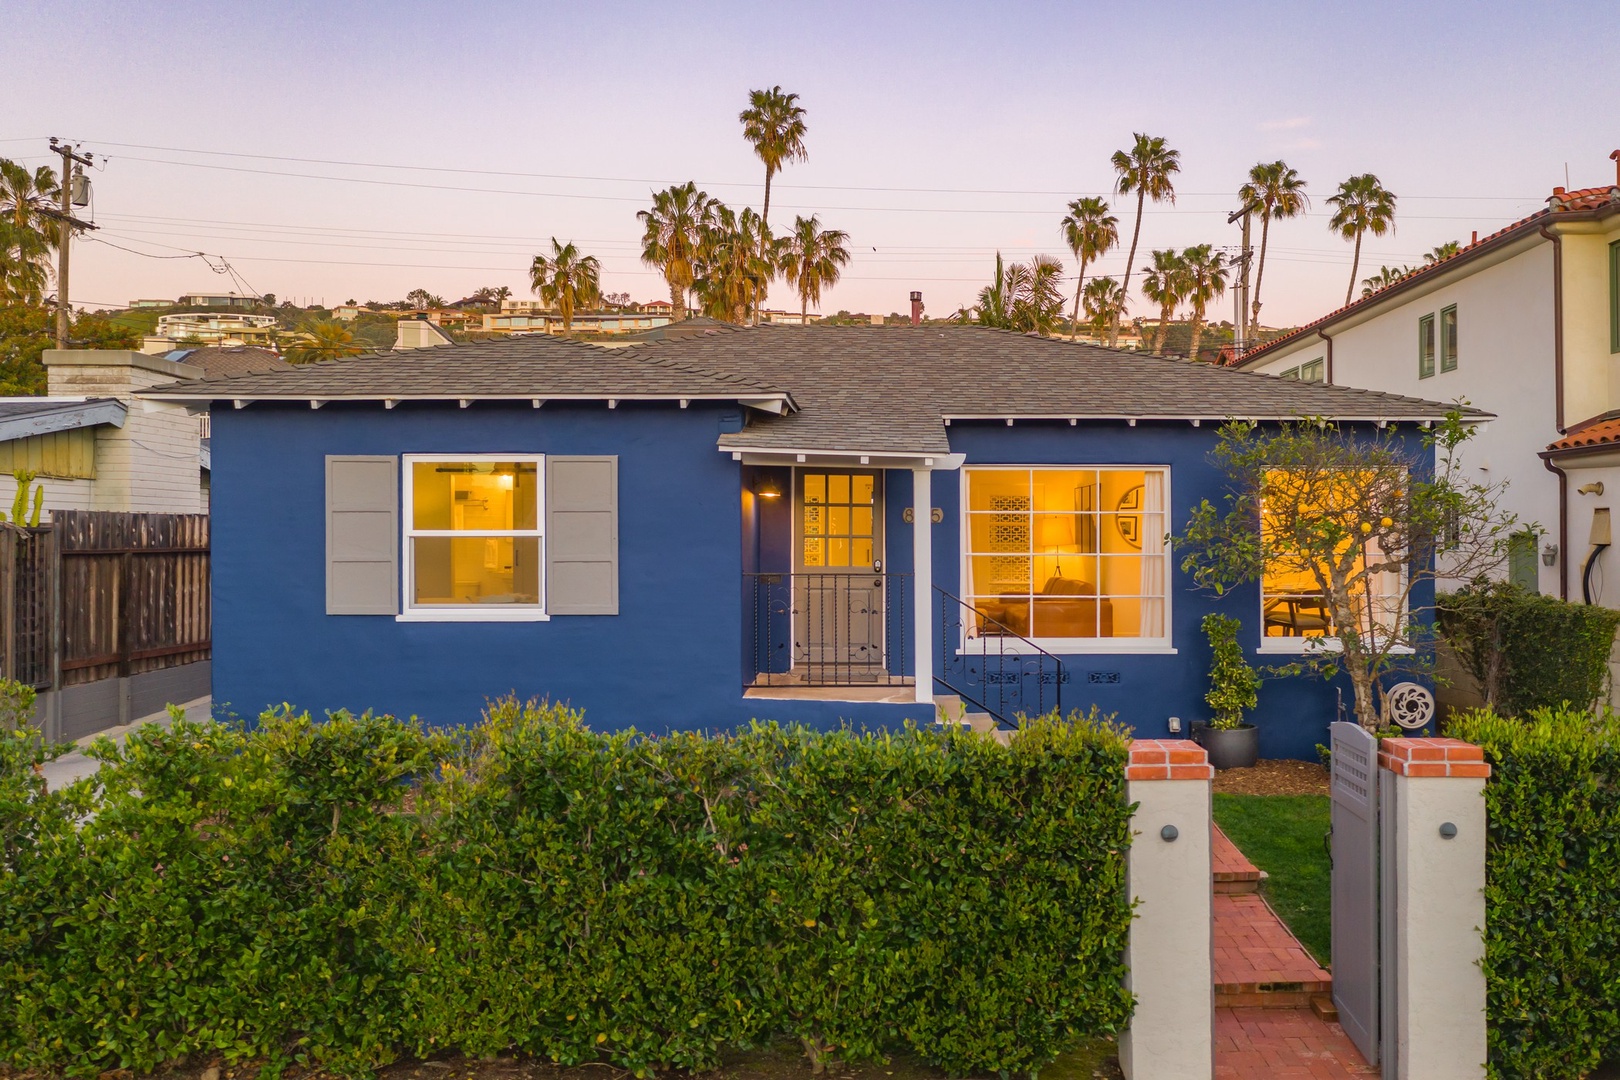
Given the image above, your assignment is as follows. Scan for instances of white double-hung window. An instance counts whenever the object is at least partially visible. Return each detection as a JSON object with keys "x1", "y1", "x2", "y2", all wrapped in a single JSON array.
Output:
[{"x1": 401, "y1": 454, "x2": 545, "y2": 620}]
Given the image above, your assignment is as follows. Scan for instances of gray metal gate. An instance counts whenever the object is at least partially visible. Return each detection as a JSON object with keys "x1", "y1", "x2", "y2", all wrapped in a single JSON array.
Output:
[{"x1": 1330, "y1": 721, "x2": 1380, "y2": 1066}]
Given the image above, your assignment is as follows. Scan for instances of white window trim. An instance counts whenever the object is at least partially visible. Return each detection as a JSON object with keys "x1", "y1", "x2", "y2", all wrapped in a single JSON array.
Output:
[
  {"x1": 958, "y1": 465, "x2": 1174, "y2": 653},
  {"x1": 399, "y1": 453, "x2": 548, "y2": 622}
]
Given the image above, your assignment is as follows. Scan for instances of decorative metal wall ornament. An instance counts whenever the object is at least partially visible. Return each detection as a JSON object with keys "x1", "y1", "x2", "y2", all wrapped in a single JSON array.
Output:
[{"x1": 1383, "y1": 682, "x2": 1436, "y2": 730}]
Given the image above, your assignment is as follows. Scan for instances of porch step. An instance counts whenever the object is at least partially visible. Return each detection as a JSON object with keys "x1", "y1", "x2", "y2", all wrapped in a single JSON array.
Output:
[
  {"x1": 1213, "y1": 825, "x2": 1262, "y2": 894},
  {"x1": 931, "y1": 695, "x2": 1000, "y2": 736},
  {"x1": 1311, "y1": 993, "x2": 1340, "y2": 1022},
  {"x1": 1212, "y1": 892, "x2": 1332, "y2": 1009}
]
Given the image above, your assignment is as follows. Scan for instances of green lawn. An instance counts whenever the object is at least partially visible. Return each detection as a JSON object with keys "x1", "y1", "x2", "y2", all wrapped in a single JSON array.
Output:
[{"x1": 1212, "y1": 793, "x2": 1332, "y2": 964}]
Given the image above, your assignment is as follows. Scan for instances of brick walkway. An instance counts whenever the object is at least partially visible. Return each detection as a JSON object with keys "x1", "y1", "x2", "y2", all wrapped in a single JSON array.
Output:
[
  {"x1": 1213, "y1": 892, "x2": 1332, "y2": 1006},
  {"x1": 1216, "y1": 1007, "x2": 1380, "y2": 1078},
  {"x1": 1211, "y1": 825, "x2": 1377, "y2": 1077}
]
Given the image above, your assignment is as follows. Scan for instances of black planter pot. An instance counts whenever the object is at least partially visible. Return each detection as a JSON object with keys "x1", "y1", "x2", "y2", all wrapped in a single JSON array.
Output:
[{"x1": 1192, "y1": 722, "x2": 1260, "y2": 770}]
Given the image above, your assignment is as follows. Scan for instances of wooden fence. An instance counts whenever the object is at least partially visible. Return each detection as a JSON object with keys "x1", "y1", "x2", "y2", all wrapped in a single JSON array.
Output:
[{"x1": 0, "y1": 511, "x2": 210, "y2": 691}]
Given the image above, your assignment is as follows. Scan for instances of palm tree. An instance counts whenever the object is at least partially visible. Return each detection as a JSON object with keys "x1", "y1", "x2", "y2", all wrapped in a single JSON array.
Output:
[
  {"x1": 1059, "y1": 197, "x2": 1119, "y2": 334},
  {"x1": 976, "y1": 253, "x2": 1014, "y2": 329},
  {"x1": 285, "y1": 319, "x2": 365, "y2": 364},
  {"x1": 1015, "y1": 255, "x2": 1066, "y2": 335},
  {"x1": 638, "y1": 181, "x2": 714, "y2": 322},
  {"x1": 1082, "y1": 276, "x2": 1125, "y2": 341},
  {"x1": 1238, "y1": 160, "x2": 1308, "y2": 332},
  {"x1": 1360, "y1": 265, "x2": 1414, "y2": 297},
  {"x1": 779, "y1": 214, "x2": 851, "y2": 322},
  {"x1": 529, "y1": 238, "x2": 602, "y2": 332},
  {"x1": 1179, "y1": 244, "x2": 1228, "y2": 362},
  {"x1": 693, "y1": 204, "x2": 774, "y2": 324},
  {"x1": 1327, "y1": 174, "x2": 1398, "y2": 307},
  {"x1": 1140, "y1": 249, "x2": 1187, "y2": 356},
  {"x1": 1424, "y1": 241, "x2": 1461, "y2": 264},
  {"x1": 0, "y1": 159, "x2": 60, "y2": 303},
  {"x1": 974, "y1": 253, "x2": 1066, "y2": 335},
  {"x1": 739, "y1": 86, "x2": 808, "y2": 233},
  {"x1": 1110, "y1": 133, "x2": 1181, "y2": 346}
]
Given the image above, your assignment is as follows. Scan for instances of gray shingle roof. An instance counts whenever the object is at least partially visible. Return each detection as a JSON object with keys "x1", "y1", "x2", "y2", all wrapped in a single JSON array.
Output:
[
  {"x1": 625, "y1": 325, "x2": 1488, "y2": 456},
  {"x1": 141, "y1": 324, "x2": 1486, "y2": 457},
  {"x1": 142, "y1": 333, "x2": 790, "y2": 404}
]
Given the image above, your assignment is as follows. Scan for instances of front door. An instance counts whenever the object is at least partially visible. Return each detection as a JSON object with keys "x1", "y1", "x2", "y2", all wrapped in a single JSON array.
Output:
[{"x1": 795, "y1": 470, "x2": 885, "y2": 677}]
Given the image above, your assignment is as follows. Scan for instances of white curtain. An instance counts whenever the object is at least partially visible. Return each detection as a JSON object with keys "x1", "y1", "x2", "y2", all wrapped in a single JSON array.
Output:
[{"x1": 1140, "y1": 470, "x2": 1166, "y2": 637}]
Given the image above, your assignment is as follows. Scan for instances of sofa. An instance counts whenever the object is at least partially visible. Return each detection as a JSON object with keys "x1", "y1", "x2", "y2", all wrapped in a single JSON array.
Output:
[{"x1": 977, "y1": 575, "x2": 1114, "y2": 639}]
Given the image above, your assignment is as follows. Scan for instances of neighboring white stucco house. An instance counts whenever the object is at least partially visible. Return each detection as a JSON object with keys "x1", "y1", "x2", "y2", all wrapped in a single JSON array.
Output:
[{"x1": 1235, "y1": 178, "x2": 1620, "y2": 611}]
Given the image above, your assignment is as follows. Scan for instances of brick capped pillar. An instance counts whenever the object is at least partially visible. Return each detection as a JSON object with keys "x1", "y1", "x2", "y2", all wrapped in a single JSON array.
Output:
[
  {"x1": 1120, "y1": 740, "x2": 1214, "y2": 1080},
  {"x1": 1378, "y1": 738, "x2": 1490, "y2": 1080}
]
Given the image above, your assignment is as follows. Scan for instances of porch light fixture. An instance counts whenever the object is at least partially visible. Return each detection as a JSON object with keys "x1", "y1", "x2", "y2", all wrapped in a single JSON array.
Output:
[{"x1": 755, "y1": 476, "x2": 784, "y2": 499}]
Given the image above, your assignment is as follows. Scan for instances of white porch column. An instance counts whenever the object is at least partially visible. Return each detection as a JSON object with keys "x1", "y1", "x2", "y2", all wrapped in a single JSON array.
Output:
[
  {"x1": 1378, "y1": 738, "x2": 1490, "y2": 1080},
  {"x1": 911, "y1": 467, "x2": 933, "y2": 705}
]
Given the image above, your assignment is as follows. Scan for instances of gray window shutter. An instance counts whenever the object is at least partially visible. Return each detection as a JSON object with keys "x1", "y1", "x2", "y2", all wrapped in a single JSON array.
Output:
[
  {"x1": 326, "y1": 455, "x2": 399, "y2": 615},
  {"x1": 546, "y1": 455, "x2": 618, "y2": 615}
]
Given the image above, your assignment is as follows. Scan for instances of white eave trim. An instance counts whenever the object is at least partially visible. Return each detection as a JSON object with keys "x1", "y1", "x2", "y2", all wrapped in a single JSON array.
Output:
[
  {"x1": 138, "y1": 391, "x2": 796, "y2": 413},
  {"x1": 728, "y1": 446, "x2": 967, "y2": 470},
  {"x1": 0, "y1": 399, "x2": 127, "y2": 443},
  {"x1": 938, "y1": 412, "x2": 1470, "y2": 424}
]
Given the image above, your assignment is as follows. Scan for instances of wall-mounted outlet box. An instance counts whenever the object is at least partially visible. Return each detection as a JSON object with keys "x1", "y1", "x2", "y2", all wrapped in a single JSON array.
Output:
[{"x1": 1167, "y1": 716, "x2": 1181, "y2": 733}]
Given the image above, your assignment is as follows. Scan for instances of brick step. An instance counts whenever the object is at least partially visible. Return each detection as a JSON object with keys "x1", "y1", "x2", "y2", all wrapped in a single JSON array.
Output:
[
  {"x1": 1212, "y1": 825, "x2": 1262, "y2": 893},
  {"x1": 1312, "y1": 993, "x2": 1340, "y2": 1022},
  {"x1": 1213, "y1": 892, "x2": 1332, "y2": 1010}
]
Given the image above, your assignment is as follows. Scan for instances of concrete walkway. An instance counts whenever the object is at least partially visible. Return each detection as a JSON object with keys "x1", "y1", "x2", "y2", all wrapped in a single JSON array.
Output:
[{"x1": 39, "y1": 695, "x2": 211, "y2": 789}]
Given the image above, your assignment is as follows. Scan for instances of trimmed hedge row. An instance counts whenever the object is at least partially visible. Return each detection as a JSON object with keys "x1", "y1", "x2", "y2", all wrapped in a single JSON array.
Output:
[
  {"x1": 1449, "y1": 706, "x2": 1620, "y2": 1080},
  {"x1": 0, "y1": 698, "x2": 1135, "y2": 1078},
  {"x1": 1438, "y1": 582, "x2": 1620, "y2": 716}
]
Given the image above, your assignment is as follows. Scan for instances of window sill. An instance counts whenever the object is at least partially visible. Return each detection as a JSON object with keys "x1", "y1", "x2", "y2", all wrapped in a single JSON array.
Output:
[
  {"x1": 396, "y1": 610, "x2": 550, "y2": 623},
  {"x1": 958, "y1": 639, "x2": 1177, "y2": 655},
  {"x1": 1257, "y1": 640, "x2": 1414, "y2": 656}
]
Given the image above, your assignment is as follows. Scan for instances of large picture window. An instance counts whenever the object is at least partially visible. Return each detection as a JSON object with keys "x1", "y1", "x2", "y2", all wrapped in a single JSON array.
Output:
[
  {"x1": 403, "y1": 455, "x2": 543, "y2": 617},
  {"x1": 1259, "y1": 470, "x2": 1404, "y2": 646},
  {"x1": 963, "y1": 467, "x2": 1169, "y2": 646}
]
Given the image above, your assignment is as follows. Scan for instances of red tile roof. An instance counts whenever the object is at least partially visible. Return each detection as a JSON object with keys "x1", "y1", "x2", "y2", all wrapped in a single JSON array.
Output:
[
  {"x1": 1234, "y1": 184, "x2": 1620, "y2": 368},
  {"x1": 1545, "y1": 415, "x2": 1620, "y2": 456}
]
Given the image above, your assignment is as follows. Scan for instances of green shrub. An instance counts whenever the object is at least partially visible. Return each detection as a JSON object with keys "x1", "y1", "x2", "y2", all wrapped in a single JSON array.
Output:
[
  {"x1": 1448, "y1": 705, "x2": 1620, "y2": 1079},
  {"x1": 1438, "y1": 582, "x2": 1620, "y2": 715},
  {"x1": 1202, "y1": 613, "x2": 1260, "y2": 729},
  {"x1": 0, "y1": 699, "x2": 1135, "y2": 1078}
]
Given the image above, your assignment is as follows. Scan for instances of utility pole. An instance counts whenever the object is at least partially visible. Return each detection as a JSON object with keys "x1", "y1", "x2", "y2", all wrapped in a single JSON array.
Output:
[
  {"x1": 45, "y1": 138, "x2": 98, "y2": 349},
  {"x1": 1226, "y1": 200, "x2": 1259, "y2": 360}
]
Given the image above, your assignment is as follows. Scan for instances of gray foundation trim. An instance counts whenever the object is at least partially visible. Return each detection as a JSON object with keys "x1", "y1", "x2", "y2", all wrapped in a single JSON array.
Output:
[{"x1": 30, "y1": 660, "x2": 211, "y2": 742}]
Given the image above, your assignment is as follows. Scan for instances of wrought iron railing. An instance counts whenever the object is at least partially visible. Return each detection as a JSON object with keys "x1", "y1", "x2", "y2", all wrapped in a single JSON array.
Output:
[
  {"x1": 935, "y1": 586, "x2": 1067, "y2": 727},
  {"x1": 746, "y1": 571, "x2": 912, "y2": 687}
]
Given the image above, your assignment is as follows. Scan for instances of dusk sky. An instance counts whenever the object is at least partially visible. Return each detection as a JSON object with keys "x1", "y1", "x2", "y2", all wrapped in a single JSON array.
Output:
[{"x1": 4, "y1": 0, "x2": 1616, "y2": 326}]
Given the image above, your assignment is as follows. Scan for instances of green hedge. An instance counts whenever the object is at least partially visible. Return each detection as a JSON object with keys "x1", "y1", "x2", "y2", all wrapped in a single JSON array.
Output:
[
  {"x1": 0, "y1": 698, "x2": 1135, "y2": 1078},
  {"x1": 1438, "y1": 582, "x2": 1620, "y2": 716},
  {"x1": 1448, "y1": 706, "x2": 1620, "y2": 1079}
]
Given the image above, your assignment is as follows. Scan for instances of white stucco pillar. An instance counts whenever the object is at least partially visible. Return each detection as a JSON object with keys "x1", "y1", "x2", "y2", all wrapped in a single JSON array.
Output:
[
  {"x1": 911, "y1": 467, "x2": 933, "y2": 705},
  {"x1": 1120, "y1": 740, "x2": 1213, "y2": 1080},
  {"x1": 1378, "y1": 738, "x2": 1490, "y2": 1080}
]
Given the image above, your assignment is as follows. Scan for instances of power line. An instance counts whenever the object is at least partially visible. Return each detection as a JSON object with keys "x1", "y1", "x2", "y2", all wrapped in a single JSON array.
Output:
[
  {"x1": 95, "y1": 154, "x2": 1539, "y2": 221},
  {"x1": 71, "y1": 138, "x2": 1544, "y2": 202}
]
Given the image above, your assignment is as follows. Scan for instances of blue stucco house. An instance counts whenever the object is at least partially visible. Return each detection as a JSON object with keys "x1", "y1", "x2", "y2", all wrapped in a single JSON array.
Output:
[{"x1": 149, "y1": 324, "x2": 1464, "y2": 759}]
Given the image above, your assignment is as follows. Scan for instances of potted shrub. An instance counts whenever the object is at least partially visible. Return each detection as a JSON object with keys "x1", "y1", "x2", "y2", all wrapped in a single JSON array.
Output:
[{"x1": 1193, "y1": 612, "x2": 1262, "y2": 769}]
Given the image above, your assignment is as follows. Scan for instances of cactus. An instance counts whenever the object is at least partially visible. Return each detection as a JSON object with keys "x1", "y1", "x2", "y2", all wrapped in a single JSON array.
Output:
[{"x1": 8, "y1": 470, "x2": 43, "y2": 528}]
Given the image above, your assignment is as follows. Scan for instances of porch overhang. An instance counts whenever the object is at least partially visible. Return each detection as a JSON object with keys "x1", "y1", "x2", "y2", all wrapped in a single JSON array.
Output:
[{"x1": 727, "y1": 447, "x2": 966, "y2": 470}]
